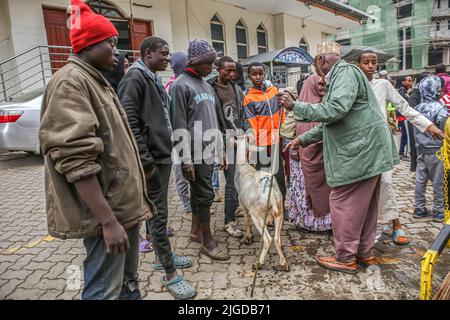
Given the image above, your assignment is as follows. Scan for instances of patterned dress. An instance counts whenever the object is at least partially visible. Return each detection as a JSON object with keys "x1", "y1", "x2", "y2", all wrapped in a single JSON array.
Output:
[{"x1": 289, "y1": 158, "x2": 332, "y2": 231}]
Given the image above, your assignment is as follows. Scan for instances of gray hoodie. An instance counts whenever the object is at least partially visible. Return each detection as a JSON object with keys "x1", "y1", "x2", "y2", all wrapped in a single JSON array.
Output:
[{"x1": 170, "y1": 69, "x2": 222, "y2": 167}]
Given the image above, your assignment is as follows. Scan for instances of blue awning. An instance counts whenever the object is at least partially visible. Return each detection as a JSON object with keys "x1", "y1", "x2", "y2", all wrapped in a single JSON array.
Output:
[{"x1": 240, "y1": 47, "x2": 314, "y2": 67}]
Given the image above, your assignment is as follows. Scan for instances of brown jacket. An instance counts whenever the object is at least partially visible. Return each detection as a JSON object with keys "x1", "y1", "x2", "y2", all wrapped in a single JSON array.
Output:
[{"x1": 39, "y1": 56, "x2": 154, "y2": 239}]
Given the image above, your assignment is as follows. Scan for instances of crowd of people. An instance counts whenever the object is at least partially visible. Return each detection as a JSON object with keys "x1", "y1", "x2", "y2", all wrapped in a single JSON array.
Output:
[{"x1": 39, "y1": 0, "x2": 449, "y2": 300}]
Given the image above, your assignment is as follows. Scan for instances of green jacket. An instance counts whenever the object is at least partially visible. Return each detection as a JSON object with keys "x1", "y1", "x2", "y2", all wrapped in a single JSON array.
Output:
[{"x1": 294, "y1": 60, "x2": 399, "y2": 188}]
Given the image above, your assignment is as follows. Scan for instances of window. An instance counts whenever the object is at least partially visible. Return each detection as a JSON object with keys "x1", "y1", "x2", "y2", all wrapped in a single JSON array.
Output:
[
  {"x1": 448, "y1": 19, "x2": 450, "y2": 30},
  {"x1": 210, "y1": 14, "x2": 226, "y2": 56},
  {"x1": 397, "y1": 3, "x2": 412, "y2": 19},
  {"x1": 437, "y1": 21, "x2": 441, "y2": 32},
  {"x1": 429, "y1": 46, "x2": 444, "y2": 66},
  {"x1": 438, "y1": 0, "x2": 441, "y2": 8},
  {"x1": 398, "y1": 27, "x2": 412, "y2": 70},
  {"x1": 257, "y1": 24, "x2": 268, "y2": 54},
  {"x1": 299, "y1": 38, "x2": 308, "y2": 53},
  {"x1": 235, "y1": 19, "x2": 248, "y2": 60}
]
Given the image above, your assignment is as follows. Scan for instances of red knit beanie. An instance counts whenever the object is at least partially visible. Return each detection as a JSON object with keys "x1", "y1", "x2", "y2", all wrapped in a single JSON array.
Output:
[{"x1": 69, "y1": 0, "x2": 119, "y2": 53}]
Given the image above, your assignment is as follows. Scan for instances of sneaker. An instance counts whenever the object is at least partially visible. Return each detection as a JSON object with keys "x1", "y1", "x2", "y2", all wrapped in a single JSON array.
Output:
[
  {"x1": 224, "y1": 221, "x2": 243, "y2": 238},
  {"x1": 235, "y1": 206, "x2": 244, "y2": 217},
  {"x1": 432, "y1": 211, "x2": 444, "y2": 222},
  {"x1": 413, "y1": 208, "x2": 431, "y2": 219},
  {"x1": 214, "y1": 190, "x2": 223, "y2": 202}
]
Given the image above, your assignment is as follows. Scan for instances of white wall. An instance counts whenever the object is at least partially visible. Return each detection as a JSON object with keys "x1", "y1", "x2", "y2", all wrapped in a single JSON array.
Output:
[
  {"x1": 170, "y1": 0, "x2": 276, "y2": 60},
  {"x1": 280, "y1": 13, "x2": 337, "y2": 57},
  {"x1": 0, "y1": 0, "x2": 13, "y2": 62}
]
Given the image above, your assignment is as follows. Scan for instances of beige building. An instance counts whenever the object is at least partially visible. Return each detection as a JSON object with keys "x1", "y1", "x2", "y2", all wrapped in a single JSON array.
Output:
[{"x1": 0, "y1": 0, "x2": 370, "y2": 101}]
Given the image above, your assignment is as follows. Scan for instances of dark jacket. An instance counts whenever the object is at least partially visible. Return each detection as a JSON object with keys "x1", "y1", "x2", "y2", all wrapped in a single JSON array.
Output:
[
  {"x1": 118, "y1": 60, "x2": 173, "y2": 171},
  {"x1": 207, "y1": 76, "x2": 245, "y2": 133}
]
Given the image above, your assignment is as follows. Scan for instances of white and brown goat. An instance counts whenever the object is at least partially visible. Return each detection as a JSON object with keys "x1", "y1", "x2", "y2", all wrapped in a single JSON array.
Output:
[{"x1": 233, "y1": 135, "x2": 289, "y2": 271}]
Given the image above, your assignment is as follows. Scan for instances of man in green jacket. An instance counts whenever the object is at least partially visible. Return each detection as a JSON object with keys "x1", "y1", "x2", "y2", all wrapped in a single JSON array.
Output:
[{"x1": 278, "y1": 41, "x2": 399, "y2": 274}]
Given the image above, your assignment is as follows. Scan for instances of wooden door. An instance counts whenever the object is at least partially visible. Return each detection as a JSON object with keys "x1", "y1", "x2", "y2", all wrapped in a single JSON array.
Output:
[
  {"x1": 131, "y1": 20, "x2": 153, "y2": 59},
  {"x1": 42, "y1": 7, "x2": 71, "y2": 72}
]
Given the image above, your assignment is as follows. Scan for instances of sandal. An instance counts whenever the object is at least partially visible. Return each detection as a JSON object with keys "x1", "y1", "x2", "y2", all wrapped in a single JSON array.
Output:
[
  {"x1": 161, "y1": 275, "x2": 196, "y2": 300},
  {"x1": 392, "y1": 228, "x2": 409, "y2": 245},
  {"x1": 139, "y1": 239, "x2": 153, "y2": 253},
  {"x1": 166, "y1": 227, "x2": 174, "y2": 237},
  {"x1": 152, "y1": 253, "x2": 192, "y2": 270},
  {"x1": 200, "y1": 246, "x2": 230, "y2": 261}
]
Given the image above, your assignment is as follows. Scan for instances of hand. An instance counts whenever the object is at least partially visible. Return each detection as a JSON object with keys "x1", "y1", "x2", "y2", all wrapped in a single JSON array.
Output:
[
  {"x1": 219, "y1": 155, "x2": 228, "y2": 171},
  {"x1": 145, "y1": 165, "x2": 156, "y2": 180},
  {"x1": 290, "y1": 150, "x2": 299, "y2": 162},
  {"x1": 102, "y1": 219, "x2": 129, "y2": 255},
  {"x1": 283, "y1": 137, "x2": 302, "y2": 153},
  {"x1": 276, "y1": 92, "x2": 295, "y2": 111},
  {"x1": 426, "y1": 124, "x2": 445, "y2": 140},
  {"x1": 182, "y1": 165, "x2": 195, "y2": 181}
]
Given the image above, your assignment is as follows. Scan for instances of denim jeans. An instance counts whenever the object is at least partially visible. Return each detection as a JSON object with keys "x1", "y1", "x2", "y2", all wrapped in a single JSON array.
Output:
[
  {"x1": 173, "y1": 163, "x2": 191, "y2": 213},
  {"x1": 399, "y1": 121, "x2": 408, "y2": 155},
  {"x1": 211, "y1": 162, "x2": 220, "y2": 190},
  {"x1": 224, "y1": 162, "x2": 239, "y2": 224},
  {"x1": 82, "y1": 224, "x2": 142, "y2": 300}
]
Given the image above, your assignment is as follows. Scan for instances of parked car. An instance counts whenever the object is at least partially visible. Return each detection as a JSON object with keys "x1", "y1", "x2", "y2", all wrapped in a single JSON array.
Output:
[{"x1": 0, "y1": 88, "x2": 44, "y2": 155}]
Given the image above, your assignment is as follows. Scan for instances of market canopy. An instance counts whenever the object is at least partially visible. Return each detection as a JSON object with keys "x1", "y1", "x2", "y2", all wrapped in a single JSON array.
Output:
[{"x1": 240, "y1": 47, "x2": 314, "y2": 67}]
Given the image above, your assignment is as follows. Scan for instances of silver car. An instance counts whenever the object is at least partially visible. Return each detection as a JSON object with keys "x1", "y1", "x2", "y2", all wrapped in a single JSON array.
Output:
[{"x1": 0, "y1": 88, "x2": 44, "y2": 155}]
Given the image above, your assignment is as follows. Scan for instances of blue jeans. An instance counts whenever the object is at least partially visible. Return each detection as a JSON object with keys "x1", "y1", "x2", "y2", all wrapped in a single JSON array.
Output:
[
  {"x1": 399, "y1": 121, "x2": 408, "y2": 155},
  {"x1": 211, "y1": 162, "x2": 220, "y2": 190},
  {"x1": 82, "y1": 224, "x2": 142, "y2": 300}
]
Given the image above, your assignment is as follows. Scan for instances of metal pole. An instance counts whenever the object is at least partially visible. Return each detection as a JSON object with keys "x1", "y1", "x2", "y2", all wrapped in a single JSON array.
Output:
[
  {"x1": 39, "y1": 47, "x2": 45, "y2": 87},
  {"x1": 0, "y1": 65, "x2": 6, "y2": 102},
  {"x1": 403, "y1": 26, "x2": 407, "y2": 71}
]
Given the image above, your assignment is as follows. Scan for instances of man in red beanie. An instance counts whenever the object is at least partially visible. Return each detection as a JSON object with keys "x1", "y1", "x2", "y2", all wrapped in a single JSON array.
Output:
[{"x1": 39, "y1": 0, "x2": 154, "y2": 300}]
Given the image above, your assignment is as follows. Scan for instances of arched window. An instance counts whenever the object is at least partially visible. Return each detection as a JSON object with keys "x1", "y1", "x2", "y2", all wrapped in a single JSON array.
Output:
[
  {"x1": 299, "y1": 38, "x2": 308, "y2": 53},
  {"x1": 87, "y1": 0, "x2": 125, "y2": 18},
  {"x1": 257, "y1": 24, "x2": 268, "y2": 54},
  {"x1": 210, "y1": 14, "x2": 226, "y2": 56},
  {"x1": 86, "y1": 0, "x2": 152, "y2": 52},
  {"x1": 235, "y1": 19, "x2": 248, "y2": 60}
]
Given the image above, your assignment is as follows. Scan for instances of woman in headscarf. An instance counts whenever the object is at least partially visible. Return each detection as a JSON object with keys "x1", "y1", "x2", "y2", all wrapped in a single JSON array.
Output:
[{"x1": 289, "y1": 73, "x2": 332, "y2": 231}]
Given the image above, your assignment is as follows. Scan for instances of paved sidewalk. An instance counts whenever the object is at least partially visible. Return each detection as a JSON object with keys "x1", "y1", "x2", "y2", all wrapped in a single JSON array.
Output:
[{"x1": 0, "y1": 151, "x2": 449, "y2": 300}]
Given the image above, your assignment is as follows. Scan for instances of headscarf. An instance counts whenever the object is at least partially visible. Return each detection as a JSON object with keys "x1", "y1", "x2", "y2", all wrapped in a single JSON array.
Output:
[
  {"x1": 419, "y1": 76, "x2": 443, "y2": 103},
  {"x1": 298, "y1": 73, "x2": 322, "y2": 103}
]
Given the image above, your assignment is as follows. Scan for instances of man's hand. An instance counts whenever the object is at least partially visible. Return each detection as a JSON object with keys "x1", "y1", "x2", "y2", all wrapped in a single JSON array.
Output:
[
  {"x1": 102, "y1": 219, "x2": 129, "y2": 255},
  {"x1": 426, "y1": 124, "x2": 445, "y2": 140},
  {"x1": 276, "y1": 92, "x2": 295, "y2": 111},
  {"x1": 283, "y1": 137, "x2": 302, "y2": 153},
  {"x1": 182, "y1": 165, "x2": 195, "y2": 181}
]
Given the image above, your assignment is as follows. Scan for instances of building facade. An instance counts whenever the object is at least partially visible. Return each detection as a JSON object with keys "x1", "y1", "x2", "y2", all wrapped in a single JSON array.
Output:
[{"x1": 0, "y1": 0, "x2": 368, "y2": 101}]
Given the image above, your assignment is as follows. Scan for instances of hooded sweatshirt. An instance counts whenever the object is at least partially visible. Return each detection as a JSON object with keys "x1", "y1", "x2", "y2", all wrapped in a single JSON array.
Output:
[
  {"x1": 414, "y1": 76, "x2": 449, "y2": 154},
  {"x1": 118, "y1": 59, "x2": 173, "y2": 170},
  {"x1": 170, "y1": 68, "x2": 222, "y2": 167}
]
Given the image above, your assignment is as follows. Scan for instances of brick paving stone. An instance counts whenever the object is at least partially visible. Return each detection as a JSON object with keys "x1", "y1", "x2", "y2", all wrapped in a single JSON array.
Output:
[{"x1": 1, "y1": 153, "x2": 450, "y2": 300}]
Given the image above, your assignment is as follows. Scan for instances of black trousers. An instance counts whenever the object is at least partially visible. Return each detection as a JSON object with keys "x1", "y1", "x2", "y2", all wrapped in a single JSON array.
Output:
[
  {"x1": 146, "y1": 164, "x2": 175, "y2": 274},
  {"x1": 189, "y1": 163, "x2": 215, "y2": 223},
  {"x1": 407, "y1": 122, "x2": 417, "y2": 172}
]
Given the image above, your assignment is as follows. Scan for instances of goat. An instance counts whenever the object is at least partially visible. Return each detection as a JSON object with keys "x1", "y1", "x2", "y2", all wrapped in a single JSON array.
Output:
[{"x1": 233, "y1": 135, "x2": 289, "y2": 271}]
